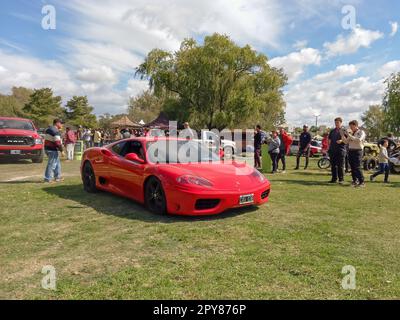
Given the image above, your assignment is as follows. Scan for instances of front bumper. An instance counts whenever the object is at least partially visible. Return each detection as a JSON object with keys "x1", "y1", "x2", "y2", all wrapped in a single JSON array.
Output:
[
  {"x1": 0, "y1": 145, "x2": 43, "y2": 159},
  {"x1": 165, "y1": 182, "x2": 271, "y2": 216}
]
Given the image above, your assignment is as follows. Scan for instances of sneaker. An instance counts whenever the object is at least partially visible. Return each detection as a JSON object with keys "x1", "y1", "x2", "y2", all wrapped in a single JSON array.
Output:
[
  {"x1": 339, "y1": 180, "x2": 345, "y2": 185},
  {"x1": 294, "y1": 167, "x2": 299, "y2": 170},
  {"x1": 329, "y1": 180, "x2": 337, "y2": 184},
  {"x1": 281, "y1": 170, "x2": 286, "y2": 174},
  {"x1": 356, "y1": 183, "x2": 366, "y2": 188},
  {"x1": 370, "y1": 176, "x2": 375, "y2": 182},
  {"x1": 55, "y1": 177, "x2": 65, "y2": 182}
]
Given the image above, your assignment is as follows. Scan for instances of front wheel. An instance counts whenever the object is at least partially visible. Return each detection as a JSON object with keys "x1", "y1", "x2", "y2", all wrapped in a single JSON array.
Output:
[
  {"x1": 145, "y1": 177, "x2": 167, "y2": 215},
  {"x1": 82, "y1": 161, "x2": 98, "y2": 193},
  {"x1": 318, "y1": 157, "x2": 331, "y2": 169},
  {"x1": 32, "y1": 150, "x2": 44, "y2": 163}
]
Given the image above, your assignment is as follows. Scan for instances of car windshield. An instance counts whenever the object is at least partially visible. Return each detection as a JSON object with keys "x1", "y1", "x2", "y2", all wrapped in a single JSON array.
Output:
[
  {"x1": 0, "y1": 119, "x2": 34, "y2": 131},
  {"x1": 146, "y1": 140, "x2": 220, "y2": 164}
]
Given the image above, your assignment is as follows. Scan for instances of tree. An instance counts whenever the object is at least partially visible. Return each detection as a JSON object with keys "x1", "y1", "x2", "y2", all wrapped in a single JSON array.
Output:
[
  {"x1": 361, "y1": 105, "x2": 386, "y2": 140},
  {"x1": 23, "y1": 88, "x2": 63, "y2": 127},
  {"x1": 136, "y1": 33, "x2": 287, "y2": 130},
  {"x1": 0, "y1": 87, "x2": 33, "y2": 117},
  {"x1": 65, "y1": 96, "x2": 97, "y2": 128},
  {"x1": 383, "y1": 72, "x2": 400, "y2": 134},
  {"x1": 127, "y1": 90, "x2": 163, "y2": 123}
]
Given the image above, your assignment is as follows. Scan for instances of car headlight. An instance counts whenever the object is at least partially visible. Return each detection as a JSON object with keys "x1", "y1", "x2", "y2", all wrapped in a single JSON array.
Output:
[
  {"x1": 35, "y1": 138, "x2": 43, "y2": 145},
  {"x1": 176, "y1": 175, "x2": 213, "y2": 188},
  {"x1": 251, "y1": 169, "x2": 266, "y2": 182}
]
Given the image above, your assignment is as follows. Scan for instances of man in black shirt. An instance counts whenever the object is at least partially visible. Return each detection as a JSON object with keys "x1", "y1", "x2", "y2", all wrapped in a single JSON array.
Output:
[
  {"x1": 328, "y1": 117, "x2": 346, "y2": 184},
  {"x1": 254, "y1": 125, "x2": 262, "y2": 169},
  {"x1": 295, "y1": 124, "x2": 312, "y2": 170}
]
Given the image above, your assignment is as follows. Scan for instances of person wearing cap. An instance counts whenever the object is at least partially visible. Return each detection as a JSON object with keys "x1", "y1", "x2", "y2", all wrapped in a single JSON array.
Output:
[
  {"x1": 328, "y1": 117, "x2": 346, "y2": 184},
  {"x1": 44, "y1": 119, "x2": 64, "y2": 183},
  {"x1": 295, "y1": 124, "x2": 312, "y2": 170}
]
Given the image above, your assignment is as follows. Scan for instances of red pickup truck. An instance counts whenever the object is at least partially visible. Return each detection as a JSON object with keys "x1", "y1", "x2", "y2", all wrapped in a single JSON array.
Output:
[{"x1": 0, "y1": 117, "x2": 44, "y2": 163}]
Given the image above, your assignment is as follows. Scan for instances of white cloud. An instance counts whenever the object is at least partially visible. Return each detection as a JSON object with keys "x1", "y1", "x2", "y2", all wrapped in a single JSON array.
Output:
[
  {"x1": 379, "y1": 60, "x2": 400, "y2": 78},
  {"x1": 269, "y1": 48, "x2": 321, "y2": 81},
  {"x1": 76, "y1": 66, "x2": 117, "y2": 84},
  {"x1": 390, "y1": 21, "x2": 398, "y2": 37},
  {"x1": 314, "y1": 64, "x2": 358, "y2": 81},
  {"x1": 284, "y1": 75, "x2": 385, "y2": 126},
  {"x1": 324, "y1": 27, "x2": 384, "y2": 56},
  {"x1": 293, "y1": 40, "x2": 308, "y2": 50},
  {"x1": 126, "y1": 79, "x2": 149, "y2": 98}
]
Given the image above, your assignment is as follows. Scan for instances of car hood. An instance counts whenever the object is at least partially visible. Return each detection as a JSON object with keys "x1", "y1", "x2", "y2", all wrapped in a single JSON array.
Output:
[
  {"x1": 156, "y1": 161, "x2": 268, "y2": 191},
  {"x1": 0, "y1": 129, "x2": 38, "y2": 137}
]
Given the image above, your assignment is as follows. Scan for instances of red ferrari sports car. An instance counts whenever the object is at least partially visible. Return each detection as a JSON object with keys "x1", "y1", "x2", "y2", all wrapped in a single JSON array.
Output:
[{"x1": 81, "y1": 137, "x2": 271, "y2": 216}]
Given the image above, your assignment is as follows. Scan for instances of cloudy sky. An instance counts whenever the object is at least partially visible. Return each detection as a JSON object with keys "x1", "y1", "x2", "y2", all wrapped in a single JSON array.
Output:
[{"x1": 0, "y1": 0, "x2": 399, "y2": 126}]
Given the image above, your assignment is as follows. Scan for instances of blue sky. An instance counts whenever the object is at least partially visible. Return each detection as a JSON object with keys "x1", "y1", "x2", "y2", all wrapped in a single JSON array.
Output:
[{"x1": 0, "y1": 0, "x2": 399, "y2": 126}]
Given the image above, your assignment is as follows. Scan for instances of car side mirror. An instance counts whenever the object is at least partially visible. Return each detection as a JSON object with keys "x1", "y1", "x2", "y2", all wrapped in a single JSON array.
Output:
[{"x1": 125, "y1": 153, "x2": 145, "y2": 164}]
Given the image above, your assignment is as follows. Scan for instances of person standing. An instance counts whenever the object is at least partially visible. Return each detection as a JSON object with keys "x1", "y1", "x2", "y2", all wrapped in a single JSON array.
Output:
[
  {"x1": 328, "y1": 118, "x2": 346, "y2": 184},
  {"x1": 83, "y1": 128, "x2": 92, "y2": 149},
  {"x1": 370, "y1": 139, "x2": 390, "y2": 183},
  {"x1": 44, "y1": 119, "x2": 64, "y2": 183},
  {"x1": 295, "y1": 125, "x2": 312, "y2": 170},
  {"x1": 267, "y1": 130, "x2": 281, "y2": 174},
  {"x1": 341, "y1": 120, "x2": 366, "y2": 187},
  {"x1": 94, "y1": 129, "x2": 102, "y2": 147},
  {"x1": 254, "y1": 125, "x2": 262, "y2": 169},
  {"x1": 64, "y1": 127, "x2": 77, "y2": 161},
  {"x1": 277, "y1": 126, "x2": 292, "y2": 173}
]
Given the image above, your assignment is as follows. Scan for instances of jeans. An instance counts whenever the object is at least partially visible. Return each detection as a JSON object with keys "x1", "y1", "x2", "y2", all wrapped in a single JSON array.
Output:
[
  {"x1": 44, "y1": 150, "x2": 61, "y2": 181},
  {"x1": 329, "y1": 150, "x2": 345, "y2": 182},
  {"x1": 348, "y1": 149, "x2": 364, "y2": 184},
  {"x1": 269, "y1": 151, "x2": 279, "y2": 172},
  {"x1": 371, "y1": 163, "x2": 390, "y2": 182},
  {"x1": 277, "y1": 150, "x2": 286, "y2": 170}
]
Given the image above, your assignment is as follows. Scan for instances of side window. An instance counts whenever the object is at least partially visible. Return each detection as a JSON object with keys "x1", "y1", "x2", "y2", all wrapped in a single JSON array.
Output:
[
  {"x1": 111, "y1": 141, "x2": 126, "y2": 156},
  {"x1": 123, "y1": 141, "x2": 144, "y2": 158}
]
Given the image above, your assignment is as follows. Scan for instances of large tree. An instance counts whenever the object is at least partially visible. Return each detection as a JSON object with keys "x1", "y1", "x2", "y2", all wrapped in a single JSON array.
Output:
[
  {"x1": 23, "y1": 88, "x2": 63, "y2": 127},
  {"x1": 65, "y1": 96, "x2": 97, "y2": 128},
  {"x1": 361, "y1": 105, "x2": 386, "y2": 140},
  {"x1": 0, "y1": 87, "x2": 33, "y2": 117},
  {"x1": 136, "y1": 33, "x2": 287, "y2": 130},
  {"x1": 127, "y1": 90, "x2": 163, "y2": 123},
  {"x1": 383, "y1": 72, "x2": 400, "y2": 134}
]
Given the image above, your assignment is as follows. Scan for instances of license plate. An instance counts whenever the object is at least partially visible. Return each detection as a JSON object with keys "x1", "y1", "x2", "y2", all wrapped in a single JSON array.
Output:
[
  {"x1": 10, "y1": 150, "x2": 21, "y2": 155},
  {"x1": 239, "y1": 194, "x2": 254, "y2": 205}
]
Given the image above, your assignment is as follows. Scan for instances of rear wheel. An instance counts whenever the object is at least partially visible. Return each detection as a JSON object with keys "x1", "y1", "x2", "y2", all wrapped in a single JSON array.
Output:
[
  {"x1": 82, "y1": 161, "x2": 98, "y2": 193},
  {"x1": 145, "y1": 177, "x2": 167, "y2": 215},
  {"x1": 318, "y1": 157, "x2": 331, "y2": 169}
]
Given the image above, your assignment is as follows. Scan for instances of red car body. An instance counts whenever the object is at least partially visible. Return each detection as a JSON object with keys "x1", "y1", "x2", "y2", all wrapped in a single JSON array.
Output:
[
  {"x1": 0, "y1": 117, "x2": 44, "y2": 163},
  {"x1": 81, "y1": 137, "x2": 271, "y2": 216}
]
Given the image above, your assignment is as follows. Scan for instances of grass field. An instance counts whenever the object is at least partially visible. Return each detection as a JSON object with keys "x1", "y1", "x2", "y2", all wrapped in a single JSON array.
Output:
[{"x1": 0, "y1": 157, "x2": 399, "y2": 299}]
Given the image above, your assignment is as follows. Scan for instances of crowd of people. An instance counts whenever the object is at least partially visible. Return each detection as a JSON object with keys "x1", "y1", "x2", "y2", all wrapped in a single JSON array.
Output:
[
  {"x1": 41, "y1": 118, "x2": 398, "y2": 186},
  {"x1": 254, "y1": 117, "x2": 399, "y2": 187}
]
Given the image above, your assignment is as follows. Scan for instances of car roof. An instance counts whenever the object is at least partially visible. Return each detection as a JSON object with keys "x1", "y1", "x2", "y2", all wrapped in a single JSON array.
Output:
[{"x1": 0, "y1": 117, "x2": 33, "y2": 122}]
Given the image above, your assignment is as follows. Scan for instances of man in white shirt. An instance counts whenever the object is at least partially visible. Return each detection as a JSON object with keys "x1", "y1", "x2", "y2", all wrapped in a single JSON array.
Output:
[{"x1": 340, "y1": 120, "x2": 366, "y2": 187}]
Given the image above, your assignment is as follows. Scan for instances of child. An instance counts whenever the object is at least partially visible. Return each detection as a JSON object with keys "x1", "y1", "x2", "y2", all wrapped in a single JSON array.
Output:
[{"x1": 370, "y1": 139, "x2": 390, "y2": 183}]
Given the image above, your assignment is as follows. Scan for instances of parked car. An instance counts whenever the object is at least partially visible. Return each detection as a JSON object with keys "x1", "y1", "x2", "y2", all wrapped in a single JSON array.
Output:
[
  {"x1": 81, "y1": 137, "x2": 271, "y2": 216},
  {"x1": 199, "y1": 130, "x2": 237, "y2": 158},
  {"x1": 289, "y1": 140, "x2": 322, "y2": 157},
  {"x1": 0, "y1": 117, "x2": 44, "y2": 163}
]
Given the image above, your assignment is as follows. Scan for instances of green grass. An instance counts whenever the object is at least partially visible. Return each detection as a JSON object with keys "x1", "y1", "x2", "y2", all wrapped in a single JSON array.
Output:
[{"x1": 0, "y1": 157, "x2": 399, "y2": 299}]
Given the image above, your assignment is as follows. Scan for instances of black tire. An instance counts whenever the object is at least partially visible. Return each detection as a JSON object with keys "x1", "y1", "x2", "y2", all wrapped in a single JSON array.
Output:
[
  {"x1": 390, "y1": 163, "x2": 400, "y2": 174},
  {"x1": 318, "y1": 158, "x2": 331, "y2": 169},
  {"x1": 32, "y1": 150, "x2": 44, "y2": 163},
  {"x1": 82, "y1": 161, "x2": 98, "y2": 193},
  {"x1": 145, "y1": 177, "x2": 167, "y2": 215}
]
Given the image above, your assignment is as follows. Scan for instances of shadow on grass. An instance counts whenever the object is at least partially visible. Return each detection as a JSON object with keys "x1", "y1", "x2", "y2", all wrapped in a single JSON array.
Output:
[
  {"x1": 42, "y1": 183, "x2": 257, "y2": 223},
  {"x1": 271, "y1": 178, "x2": 333, "y2": 187}
]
